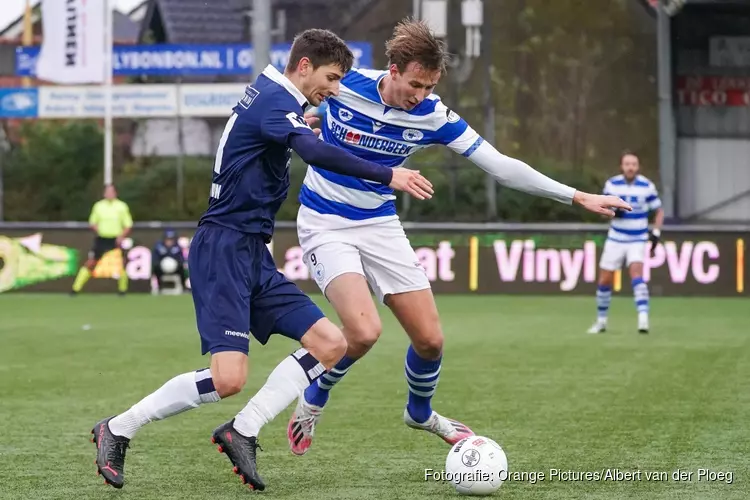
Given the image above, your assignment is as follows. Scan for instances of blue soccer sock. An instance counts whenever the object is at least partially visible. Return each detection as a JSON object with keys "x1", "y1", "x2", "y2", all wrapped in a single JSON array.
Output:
[
  {"x1": 303, "y1": 355, "x2": 356, "y2": 407},
  {"x1": 596, "y1": 285, "x2": 612, "y2": 321},
  {"x1": 405, "y1": 345, "x2": 441, "y2": 424},
  {"x1": 632, "y1": 277, "x2": 649, "y2": 314}
]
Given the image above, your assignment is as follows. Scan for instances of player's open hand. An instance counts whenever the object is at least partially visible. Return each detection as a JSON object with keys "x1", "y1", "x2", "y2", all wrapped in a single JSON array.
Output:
[
  {"x1": 389, "y1": 168, "x2": 434, "y2": 200},
  {"x1": 304, "y1": 112, "x2": 322, "y2": 137},
  {"x1": 573, "y1": 191, "x2": 632, "y2": 218}
]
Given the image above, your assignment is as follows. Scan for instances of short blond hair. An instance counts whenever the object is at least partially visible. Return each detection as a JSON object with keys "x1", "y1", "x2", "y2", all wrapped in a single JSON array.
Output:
[{"x1": 385, "y1": 18, "x2": 450, "y2": 73}]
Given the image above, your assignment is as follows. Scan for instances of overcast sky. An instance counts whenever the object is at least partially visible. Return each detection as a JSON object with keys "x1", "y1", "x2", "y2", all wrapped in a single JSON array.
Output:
[{"x1": 1, "y1": 0, "x2": 147, "y2": 34}]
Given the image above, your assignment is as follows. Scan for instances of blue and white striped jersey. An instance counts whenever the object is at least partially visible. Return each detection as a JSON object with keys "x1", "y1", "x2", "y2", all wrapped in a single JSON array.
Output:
[
  {"x1": 603, "y1": 174, "x2": 661, "y2": 243},
  {"x1": 299, "y1": 68, "x2": 483, "y2": 224}
]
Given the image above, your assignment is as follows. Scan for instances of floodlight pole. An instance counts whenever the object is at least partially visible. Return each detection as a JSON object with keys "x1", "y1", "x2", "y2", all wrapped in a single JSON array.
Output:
[
  {"x1": 657, "y1": 0, "x2": 677, "y2": 218},
  {"x1": 252, "y1": 0, "x2": 272, "y2": 82},
  {"x1": 104, "y1": 0, "x2": 114, "y2": 186}
]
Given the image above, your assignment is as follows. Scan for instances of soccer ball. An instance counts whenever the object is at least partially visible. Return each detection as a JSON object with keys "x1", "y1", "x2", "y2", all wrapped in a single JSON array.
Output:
[
  {"x1": 445, "y1": 436, "x2": 508, "y2": 496},
  {"x1": 159, "y1": 256, "x2": 179, "y2": 274}
]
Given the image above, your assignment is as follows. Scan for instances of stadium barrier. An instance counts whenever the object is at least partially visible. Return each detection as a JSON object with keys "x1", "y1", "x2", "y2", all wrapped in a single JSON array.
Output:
[{"x1": 0, "y1": 222, "x2": 746, "y2": 296}]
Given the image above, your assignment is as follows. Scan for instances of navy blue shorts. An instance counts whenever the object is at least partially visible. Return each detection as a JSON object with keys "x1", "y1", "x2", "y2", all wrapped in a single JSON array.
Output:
[{"x1": 188, "y1": 223, "x2": 325, "y2": 355}]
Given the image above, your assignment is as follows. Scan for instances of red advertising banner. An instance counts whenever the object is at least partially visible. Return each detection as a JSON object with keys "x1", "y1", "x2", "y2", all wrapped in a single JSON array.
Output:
[
  {"x1": 0, "y1": 225, "x2": 746, "y2": 296},
  {"x1": 676, "y1": 76, "x2": 750, "y2": 107}
]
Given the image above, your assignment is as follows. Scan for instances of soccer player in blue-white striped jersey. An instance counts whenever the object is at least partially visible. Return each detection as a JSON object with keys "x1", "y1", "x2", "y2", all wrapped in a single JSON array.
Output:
[
  {"x1": 588, "y1": 151, "x2": 664, "y2": 335},
  {"x1": 89, "y1": 29, "x2": 434, "y2": 491},
  {"x1": 243, "y1": 20, "x2": 631, "y2": 456}
]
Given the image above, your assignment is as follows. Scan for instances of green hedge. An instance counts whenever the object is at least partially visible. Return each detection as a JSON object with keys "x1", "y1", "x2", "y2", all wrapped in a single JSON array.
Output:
[{"x1": 2, "y1": 121, "x2": 610, "y2": 222}]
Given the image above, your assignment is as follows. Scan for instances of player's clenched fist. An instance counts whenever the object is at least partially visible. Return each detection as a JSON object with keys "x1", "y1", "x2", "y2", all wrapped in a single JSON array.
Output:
[
  {"x1": 573, "y1": 192, "x2": 632, "y2": 218},
  {"x1": 389, "y1": 168, "x2": 434, "y2": 200}
]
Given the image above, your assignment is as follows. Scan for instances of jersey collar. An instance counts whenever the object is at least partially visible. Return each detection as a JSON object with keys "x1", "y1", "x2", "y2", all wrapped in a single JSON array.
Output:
[{"x1": 261, "y1": 65, "x2": 308, "y2": 109}]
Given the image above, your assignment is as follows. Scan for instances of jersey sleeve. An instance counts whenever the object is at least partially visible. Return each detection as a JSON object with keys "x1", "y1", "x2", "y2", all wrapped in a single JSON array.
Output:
[
  {"x1": 646, "y1": 182, "x2": 662, "y2": 211},
  {"x1": 603, "y1": 180, "x2": 613, "y2": 196},
  {"x1": 257, "y1": 93, "x2": 316, "y2": 146},
  {"x1": 430, "y1": 100, "x2": 575, "y2": 204},
  {"x1": 88, "y1": 203, "x2": 99, "y2": 226},
  {"x1": 432, "y1": 101, "x2": 483, "y2": 156}
]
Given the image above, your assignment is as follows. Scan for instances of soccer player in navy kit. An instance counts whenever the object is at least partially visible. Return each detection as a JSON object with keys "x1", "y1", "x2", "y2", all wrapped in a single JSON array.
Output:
[{"x1": 90, "y1": 29, "x2": 432, "y2": 491}]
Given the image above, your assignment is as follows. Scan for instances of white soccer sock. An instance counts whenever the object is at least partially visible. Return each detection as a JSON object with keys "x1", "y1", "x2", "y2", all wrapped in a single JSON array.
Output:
[
  {"x1": 633, "y1": 278, "x2": 650, "y2": 314},
  {"x1": 108, "y1": 369, "x2": 220, "y2": 439},
  {"x1": 596, "y1": 285, "x2": 612, "y2": 321},
  {"x1": 233, "y1": 348, "x2": 325, "y2": 438}
]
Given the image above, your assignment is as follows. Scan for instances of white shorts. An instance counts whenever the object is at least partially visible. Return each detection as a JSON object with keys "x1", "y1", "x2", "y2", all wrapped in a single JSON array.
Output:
[
  {"x1": 296, "y1": 207, "x2": 430, "y2": 303},
  {"x1": 599, "y1": 239, "x2": 646, "y2": 271}
]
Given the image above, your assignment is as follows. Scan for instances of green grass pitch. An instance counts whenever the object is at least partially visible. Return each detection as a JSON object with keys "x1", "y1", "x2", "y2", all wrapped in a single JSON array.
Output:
[{"x1": 0, "y1": 293, "x2": 748, "y2": 499}]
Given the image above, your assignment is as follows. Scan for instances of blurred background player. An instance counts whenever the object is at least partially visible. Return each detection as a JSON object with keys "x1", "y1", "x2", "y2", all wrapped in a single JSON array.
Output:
[
  {"x1": 70, "y1": 184, "x2": 133, "y2": 296},
  {"x1": 588, "y1": 151, "x2": 663, "y2": 335},
  {"x1": 151, "y1": 228, "x2": 187, "y2": 294}
]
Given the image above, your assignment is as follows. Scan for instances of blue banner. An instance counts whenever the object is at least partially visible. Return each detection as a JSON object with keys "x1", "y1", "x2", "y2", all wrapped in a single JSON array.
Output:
[
  {"x1": 16, "y1": 42, "x2": 373, "y2": 77},
  {"x1": 0, "y1": 88, "x2": 39, "y2": 118}
]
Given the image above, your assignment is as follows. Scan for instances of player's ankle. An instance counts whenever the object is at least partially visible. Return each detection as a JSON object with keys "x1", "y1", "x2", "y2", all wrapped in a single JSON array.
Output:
[
  {"x1": 304, "y1": 384, "x2": 329, "y2": 407},
  {"x1": 406, "y1": 403, "x2": 432, "y2": 424}
]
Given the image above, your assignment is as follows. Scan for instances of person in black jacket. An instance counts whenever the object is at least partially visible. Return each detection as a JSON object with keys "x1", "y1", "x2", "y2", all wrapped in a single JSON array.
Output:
[{"x1": 151, "y1": 229, "x2": 186, "y2": 292}]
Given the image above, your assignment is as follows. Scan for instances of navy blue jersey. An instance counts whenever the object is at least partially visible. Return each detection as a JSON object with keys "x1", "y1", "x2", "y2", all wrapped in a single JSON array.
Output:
[
  {"x1": 199, "y1": 65, "x2": 315, "y2": 239},
  {"x1": 153, "y1": 241, "x2": 184, "y2": 263}
]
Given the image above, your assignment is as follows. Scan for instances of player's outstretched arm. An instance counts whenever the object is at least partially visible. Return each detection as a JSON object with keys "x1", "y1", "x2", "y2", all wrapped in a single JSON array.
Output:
[
  {"x1": 463, "y1": 139, "x2": 631, "y2": 217},
  {"x1": 289, "y1": 134, "x2": 433, "y2": 200}
]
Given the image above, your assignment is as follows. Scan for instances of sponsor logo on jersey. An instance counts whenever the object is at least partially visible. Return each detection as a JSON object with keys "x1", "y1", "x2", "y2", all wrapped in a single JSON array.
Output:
[
  {"x1": 329, "y1": 121, "x2": 414, "y2": 155},
  {"x1": 239, "y1": 87, "x2": 259, "y2": 109},
  {"x1": 403, "y1": 128, "x2": 424, "y2": 142},
  {"x1": 339, "y1": 108, "x2": 354, "y2": 122},
  {"x1": 224, "y1": 330, "x2": 250, "y2": 339}
]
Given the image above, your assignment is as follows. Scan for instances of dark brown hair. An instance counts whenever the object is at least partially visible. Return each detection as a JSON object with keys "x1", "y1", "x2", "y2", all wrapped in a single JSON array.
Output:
[
  {"x1": 286, "y1": 29, "x2": 354, "y2": 73},
  {"x1": 620, "y1": 149, "x2": 639, "y2": 164},
  {"x1": 385, "y1": 18, "x2": 450, "y2": 73}
]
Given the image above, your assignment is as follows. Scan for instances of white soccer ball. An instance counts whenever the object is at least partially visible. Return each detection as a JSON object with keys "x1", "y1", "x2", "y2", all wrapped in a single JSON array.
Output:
[
  {"x1": 445, "y1": 436, "x2": 508, "y2": 496},
  {"x1": 160, "y1": 256, "x2": 179, "y2": 274}
]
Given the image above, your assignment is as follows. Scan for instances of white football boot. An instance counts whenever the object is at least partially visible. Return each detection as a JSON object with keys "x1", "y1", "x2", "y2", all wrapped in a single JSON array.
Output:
[
  {"x1": 587, "y1": 318, "x2": 607, "y2": 334},
  {"x1": 403, "y1": 408, "x2": 474, "y2": 445},
  {"x1": 287, "y1": 398, "x2": 323, "y2": 456},
  {"x1": 638, "y1": 313, "x2": 649, "y2": 334}
]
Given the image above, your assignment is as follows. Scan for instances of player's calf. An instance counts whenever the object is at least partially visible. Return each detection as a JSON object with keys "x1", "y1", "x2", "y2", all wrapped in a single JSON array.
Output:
[
  {"x1": 631, "y1": 274, "x2": 650, "y2": 334},
  {"x1": 231, "y1": 343, "x2": 334, "y2": 461},
  {"x1": 302, "y1": 314, "x2": 380, "y2": 409},
  {"x1": 104, "y1": 368, "x2": 221, "y2": 443},
  {"x1": 94, "y1": 369, "x2": 221, "y2": 487},
  {"x1": 588, "y1": 270, "x2": 614, "y2": 334}
]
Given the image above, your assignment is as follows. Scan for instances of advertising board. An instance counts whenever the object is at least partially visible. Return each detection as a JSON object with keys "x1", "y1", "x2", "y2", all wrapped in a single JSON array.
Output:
[{"x1": 0, "y1": 225, "x2": 745, "y2": 296}]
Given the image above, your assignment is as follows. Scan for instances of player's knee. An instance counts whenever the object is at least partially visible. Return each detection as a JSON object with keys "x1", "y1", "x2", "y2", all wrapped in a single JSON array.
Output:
[
  {"x1": 302, "y1": 319, "x2": 348, "y2": 370},
  {"x1": 598, "y1": 271, "x2": 614, "y2": 286},
  {"x1": 629, "y1": 264, "x2": 644, "y2": 279},
  {"x1": 209, "y1": 355, "x2": 247, "y2": 398},
  {"x1": 212, "y1": 372, "x2": 246, "y2": 398},
  {"x1": 344, "y1": 316, "x2": 382, "y2": 354},
  {"x1": 411, "y1": 327, "x2": 444, "y2": 360}
]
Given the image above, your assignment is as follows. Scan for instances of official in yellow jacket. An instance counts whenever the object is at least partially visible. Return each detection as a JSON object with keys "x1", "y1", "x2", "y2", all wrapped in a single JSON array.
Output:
[{"x1": 71, "y1": 184, "x2": 133, "y2": 295}]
